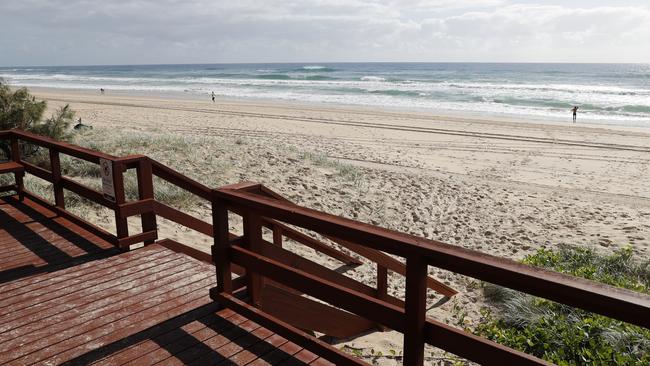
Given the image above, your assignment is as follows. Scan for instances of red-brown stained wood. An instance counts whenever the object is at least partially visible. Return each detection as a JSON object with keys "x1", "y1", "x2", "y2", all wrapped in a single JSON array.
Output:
[
  {"x1": 259, "y1": 284, "x2": 375, "y2": 339},
  {"x1": 0, "y1": 258, "x2": 197, "y2": 336},
  {"x1": 0, "y1": 243, "x2": 158, "y2": 297},
  {"x1": 0, "y1": 262, "x2": 205, "y2": 341},
  {"x1": 0, "y1": 226, "x2": 344, "y2": 366},
  {"x1": 49, "y1": 149, "x2": 65, "y2": 208},
  {"x1": 1, "y1": 276, "x2": 215, "y2": 364},
  {"x1": 403, "y1": 256, "x2": 427, "y2": 366},
  {"x1": 89, "y1": 307, "x2": 239, "y2": 365},
  {"x1": 254, "y1": 237, "x2": 403, "y2": 308},
  {"x1": 0, "y1": 248, "x2": 175, "y2": 313},
  {"x1": 125, "y1": 317, "x2": 256, "y2": 366},
  {"x1": 0, "y1": 196, "x2": 116, "y2": 282},
  {"x1": 245, "y1": 335, "x2": 292, "y2": 366}
]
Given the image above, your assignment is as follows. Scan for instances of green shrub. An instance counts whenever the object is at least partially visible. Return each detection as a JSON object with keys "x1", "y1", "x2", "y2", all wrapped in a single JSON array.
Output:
[
  {"x1": 0, "y1": 80, "x2": 75, "y2": 160},
  {"x1": 477, "y1": 246, "x2": 650, "y2": 365}
]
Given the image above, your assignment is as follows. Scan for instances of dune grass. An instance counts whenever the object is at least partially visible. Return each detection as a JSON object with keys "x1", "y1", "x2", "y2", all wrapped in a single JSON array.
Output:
[
  {"x1": 477, "y1": 246, "x2": 650, "y2": 365},
  {"x1": 301, "y1": 151, "x2": 364, "y2": 187}
]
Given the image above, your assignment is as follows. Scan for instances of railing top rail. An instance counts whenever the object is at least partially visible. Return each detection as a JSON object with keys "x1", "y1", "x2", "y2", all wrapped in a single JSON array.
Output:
[
  {"x1": 215, "y1": 187, "x2": 650, "y2": 329},
  {"x1": 150, "y1": 157, "x2": 212, "y2": 200},
  {"x1": 5, "y1": 129, "x2": 118, "y2": 163}
]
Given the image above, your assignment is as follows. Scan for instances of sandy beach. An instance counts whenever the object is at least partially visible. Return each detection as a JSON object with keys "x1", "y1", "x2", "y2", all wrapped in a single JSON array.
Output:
[{"x1": 30, "y1": 87, "x2": 650, "y2": 364}]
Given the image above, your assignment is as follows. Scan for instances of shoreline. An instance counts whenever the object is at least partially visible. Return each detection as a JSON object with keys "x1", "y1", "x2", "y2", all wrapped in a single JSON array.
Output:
[{"x1": 22, "y1": 85, "x2": 650, "y2": 134}]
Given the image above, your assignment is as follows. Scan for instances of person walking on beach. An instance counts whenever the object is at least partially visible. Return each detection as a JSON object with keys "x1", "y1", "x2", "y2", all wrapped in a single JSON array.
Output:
[
  {"x1": 211, "y1": 91, "x2": 215, "y2": 102},
  {"x1": 571, "y1": 106, "x2": 578, "y2": 123}
]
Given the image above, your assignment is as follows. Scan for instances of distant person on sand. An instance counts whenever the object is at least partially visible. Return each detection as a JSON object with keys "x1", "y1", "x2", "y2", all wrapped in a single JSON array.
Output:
[
  {"x1": 211, "y1": 91, "x2": 215, "y2": 102},
  {"x1": 571, "y1": 106, "x2": 578, "y2": 123},
  {"x1": 100, "y1": 88, "x2": 105, "y2": 95}
]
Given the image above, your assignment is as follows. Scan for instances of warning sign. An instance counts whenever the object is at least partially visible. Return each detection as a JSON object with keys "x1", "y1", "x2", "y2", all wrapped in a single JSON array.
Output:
[{"x1": 100, "y1": 158, "x2": 116, "y2": 202}]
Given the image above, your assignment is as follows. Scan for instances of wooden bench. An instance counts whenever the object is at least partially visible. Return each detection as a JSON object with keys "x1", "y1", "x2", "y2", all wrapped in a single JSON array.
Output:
[{"x1": 0, "y1": 161, "x2": 25, "y2": 199}]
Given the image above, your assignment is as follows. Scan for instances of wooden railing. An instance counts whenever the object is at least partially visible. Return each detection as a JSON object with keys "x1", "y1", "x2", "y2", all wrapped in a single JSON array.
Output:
[
  {"x1": 211, "y1": 182, "x2": 650, "y2": 365},
  {"x1": 1, "y1": 129, "x2": 219, "y2": 249},
  {"x1": 1, "y1": 128, "x2": 649, "y2": 365},
  {"x1": 0, "y1": 129, "x2": 157, "y2": 247}
]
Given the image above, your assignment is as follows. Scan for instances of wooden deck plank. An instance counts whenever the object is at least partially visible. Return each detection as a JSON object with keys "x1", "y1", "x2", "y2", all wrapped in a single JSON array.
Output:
[
  {"x1": 0, "y1": 267, "x2": 213, "y2": 357},
  {"x1": 277, "y1": 349, "x2": 320, "y2": 365},
  {"x1": 0, "y1": 241, "x2": 106, "y2": 271},
  {"x1": 157, "y1": 316, "x2": 258, "y2": 366},
  {"x1": 0, "y1": 248, "x2": 176, "y2": 313},
  {"x1": 243, "y1": 336, "x2": 290, "y2": 366},
  {"x1": 0, "y1": 223, "x2": 111, "y2": 254},
  {"x1": 43, "y1": 295, "x2": 218, "y2": 366},
  {"x1": 309, "y1": 358, "x2": 336, "y2": 365},
  {"x1": 116, "y1": 313, "x2": 252, "y2": 366},
  {"x1": 89, "y1": 309, "x2": 240, "y2": 366},
  {"x1": 0, "y1": 259, "x2": 201, "y2": 338},
  {"x1": 163, "y1": 321, "x2": 268, "y2": 366},
  {"x1": 0, "y1": 197, "x2": 358, "y2": 366},
  {"x1": 221, "y1": 327, "x2": 278, "y2": 366},
  {"x1": 0, "y1": 196, "x2": 116, "y2": 284},
  {"x1": 4, "y1": 279, "x2": 215, "y2": 364},
  {"x1": 0, "y1": 247, "x2": 173, "y2": 306},
  {"x1": 0, "y1": 243, "x2": 157, "y2": 293},
  {"x1": 245, "y1": 337, "x2": 304, "y2": 366}
]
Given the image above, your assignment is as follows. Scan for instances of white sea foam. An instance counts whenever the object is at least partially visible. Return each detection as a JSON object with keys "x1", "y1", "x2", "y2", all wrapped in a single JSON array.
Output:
[{"x1": 360, "y1": 76, "x2": 386, "y2": 82}]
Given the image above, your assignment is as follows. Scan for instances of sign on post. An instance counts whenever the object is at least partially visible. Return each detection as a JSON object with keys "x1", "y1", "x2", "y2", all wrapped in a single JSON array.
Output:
[{"x1": 100, "y1": 158, "x2": 116, "y2": 202}]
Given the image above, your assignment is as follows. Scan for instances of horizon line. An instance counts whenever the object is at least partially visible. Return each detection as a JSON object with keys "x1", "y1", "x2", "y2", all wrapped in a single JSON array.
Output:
[{"x1": 2, "y1": 61, "x2": 649, "y2": 68}]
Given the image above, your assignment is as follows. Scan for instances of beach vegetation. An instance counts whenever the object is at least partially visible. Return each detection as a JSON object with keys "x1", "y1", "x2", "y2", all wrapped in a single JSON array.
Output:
[
  {"x1": 301, "y1": 151, "x2": 364, "y2": 187},
  {"x1": 72, "y1": 129, "x2": 200, "y2": 208},
  {"x1": 0, "y1": 80, "x2": 76, "y2": 160},
  {"x1": 477, "y1": 246, "x2": 650, "y2": 365}
]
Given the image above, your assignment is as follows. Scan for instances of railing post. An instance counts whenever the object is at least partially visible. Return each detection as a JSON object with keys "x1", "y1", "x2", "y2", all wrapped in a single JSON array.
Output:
[
  {"x1": 377, "y1": 264, "x2": 388, "y2": 299},
  {"x1": 243, "y1": 210, "x2": 264, "y2": 306},
  {"x1": 112, "y1": 160, "x2": 129, "y2": 245},
  {"x1": 49, "y1": 149, "x2": 65, "y2": 209},
  {"x1": 9, "y1": 136, "x2": 24, "y2": 201},
  {"x1": 272, "y1": 225, "x2": 283, "y2": 247},
  {"x1": 136, "y1": 158, "x2": 157, "y2": 244},
  {"x1": 212, "y1": 193, "x2": 232, "y2": 293},
  {"x1": 375, "y1": 264, "x2": 389, "y2": 331},
  {"x1": 404, "y1": 256, "x2": 427, "y2": 366}
]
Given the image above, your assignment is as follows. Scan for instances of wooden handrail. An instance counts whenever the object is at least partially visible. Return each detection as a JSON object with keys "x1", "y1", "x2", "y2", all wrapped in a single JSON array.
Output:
[
  {"x1": 10, "y1": 129, "x2": 117, "y2": 163},
  {"x1": 154, "y1": 201, "x2": 213, "y2": 237},
  {"x1": 214, "y1": 186, "x2": 650, "y2": 365},
  {"x1": 214, "y1": 187, "x2": 650, "y2": 329},
  {"x1": 150, "y1": 158, "x2": 211, "y2": 201}
]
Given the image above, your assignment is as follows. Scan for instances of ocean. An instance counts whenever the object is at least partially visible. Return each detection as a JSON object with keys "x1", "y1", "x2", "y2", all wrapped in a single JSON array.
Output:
[{"x1": 1, "y1": 63, "x2": 649, "y2": 126}]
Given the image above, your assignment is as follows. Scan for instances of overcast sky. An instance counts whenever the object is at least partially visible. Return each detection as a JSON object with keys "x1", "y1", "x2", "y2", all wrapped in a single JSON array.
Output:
[{"x1": 1, "y1": 0, "x2": 649, "y2": 66}]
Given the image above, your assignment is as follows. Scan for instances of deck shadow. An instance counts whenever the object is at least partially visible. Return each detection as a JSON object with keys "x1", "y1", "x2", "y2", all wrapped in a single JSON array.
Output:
[
  {"x1": 60, "y1": 301, "x2": 309, "y2": 365},
  {"x1": 2, "y1": 196, "x2": 109, "y2": 254},
  {"x1": 0, "y1": 197, "x2": 118, "y2": 284}
]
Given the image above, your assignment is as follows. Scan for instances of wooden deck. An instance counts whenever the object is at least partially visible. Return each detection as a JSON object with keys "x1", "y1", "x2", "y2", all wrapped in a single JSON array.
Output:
[
  {"x1": 0, "y1": 197, "x2": 333, "y2": 365},
  {"x1": 0, "y1": 196, "x2": 118, "y2": 284}
]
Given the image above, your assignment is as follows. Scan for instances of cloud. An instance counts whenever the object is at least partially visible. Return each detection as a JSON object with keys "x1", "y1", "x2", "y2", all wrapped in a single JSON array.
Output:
[{"x1": 0, "y1": 1, "x2": 649, "y2": 65}]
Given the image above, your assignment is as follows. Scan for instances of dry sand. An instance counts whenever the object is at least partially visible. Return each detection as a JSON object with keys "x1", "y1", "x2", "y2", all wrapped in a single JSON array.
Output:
[{"x1": 33, "y1": 87, "x2": 650, "y2": 364}]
